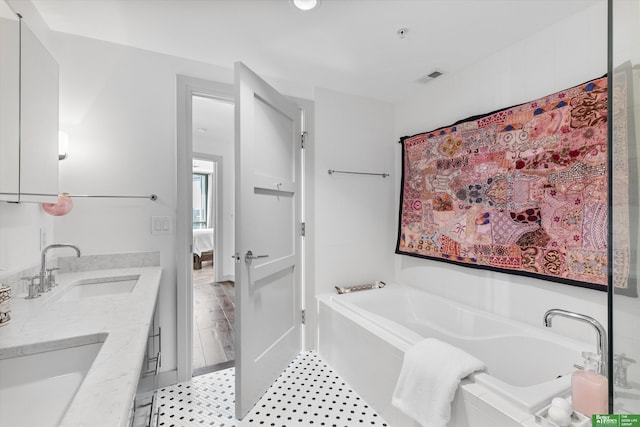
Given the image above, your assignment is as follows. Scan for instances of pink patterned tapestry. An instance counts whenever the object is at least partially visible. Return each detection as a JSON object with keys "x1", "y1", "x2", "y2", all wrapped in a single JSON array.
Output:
[{"x1": 397, "y1": 74, "x2": 634, "y2": 292}]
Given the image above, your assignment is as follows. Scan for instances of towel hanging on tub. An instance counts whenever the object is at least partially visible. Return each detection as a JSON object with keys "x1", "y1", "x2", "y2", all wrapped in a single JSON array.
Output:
[{"x1": 392, "y1": 338, "x2": 486, "y2": 427}]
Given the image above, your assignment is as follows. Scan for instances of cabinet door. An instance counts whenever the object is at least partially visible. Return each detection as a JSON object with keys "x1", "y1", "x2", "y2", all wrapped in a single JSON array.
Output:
[
  {"x1": 19, "y1": 20, "x2": 58, "y2": 203},
  {"x1": 0, "y1": 7, "x2": 20, "y2": 202}
]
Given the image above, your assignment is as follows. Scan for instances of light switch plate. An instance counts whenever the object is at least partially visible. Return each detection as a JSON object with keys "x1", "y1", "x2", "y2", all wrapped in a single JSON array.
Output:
[{"x1": 151, "y1": 216, "x2": 172, "y2": 235}]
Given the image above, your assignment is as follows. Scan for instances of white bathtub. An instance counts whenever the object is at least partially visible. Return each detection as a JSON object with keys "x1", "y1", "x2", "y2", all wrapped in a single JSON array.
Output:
[{"x1": 318, "y1": 284, "x2": 591, "y2": 427}]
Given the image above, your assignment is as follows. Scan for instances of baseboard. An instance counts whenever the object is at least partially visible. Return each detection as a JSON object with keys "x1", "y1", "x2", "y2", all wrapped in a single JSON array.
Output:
[{"x1": 193, "y1": 360, "x2": 235, "y2": 377}]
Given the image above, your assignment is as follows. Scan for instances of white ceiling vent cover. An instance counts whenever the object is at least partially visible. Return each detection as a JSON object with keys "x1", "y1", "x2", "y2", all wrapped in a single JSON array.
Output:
[{"x1": 416, "y1": 70, "x2": 444, "y2": 84}]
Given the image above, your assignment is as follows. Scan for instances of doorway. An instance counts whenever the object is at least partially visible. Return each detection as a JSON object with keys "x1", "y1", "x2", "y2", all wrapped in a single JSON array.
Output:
[
  {"x1": 191, "y1": 155, "x2": 235, "y2": 375},
  {"x1": 190, "y1": 94, "x2": 235, "y2": 375},
  {"x1": 176, "y1": 76, "x2": 237, "y2": 382}
]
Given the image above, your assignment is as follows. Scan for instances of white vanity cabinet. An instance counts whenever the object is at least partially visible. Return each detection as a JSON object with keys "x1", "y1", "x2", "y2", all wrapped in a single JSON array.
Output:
[
  {"x1": 130, "y1": 306, "x2": 162, "y2": 427},
  {"x1": 0, "y1": 2, "x2": 58, "y2": 203}
]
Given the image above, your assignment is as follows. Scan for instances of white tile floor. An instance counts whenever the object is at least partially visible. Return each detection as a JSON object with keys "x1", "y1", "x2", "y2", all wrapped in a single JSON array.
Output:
[{"x1": 157, "y1": 351, "x2": 388, "y2": 427}]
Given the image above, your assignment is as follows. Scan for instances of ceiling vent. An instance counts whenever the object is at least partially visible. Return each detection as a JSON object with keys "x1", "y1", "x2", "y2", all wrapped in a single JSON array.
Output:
[{"x1": 416, "y1": 69, "x2": 444, "y2": 84}]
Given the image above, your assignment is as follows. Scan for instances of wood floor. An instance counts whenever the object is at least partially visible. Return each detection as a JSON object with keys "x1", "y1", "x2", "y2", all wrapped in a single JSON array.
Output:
[{"x1": 192, "y1": 261, "x2": 235, "y2": 375}]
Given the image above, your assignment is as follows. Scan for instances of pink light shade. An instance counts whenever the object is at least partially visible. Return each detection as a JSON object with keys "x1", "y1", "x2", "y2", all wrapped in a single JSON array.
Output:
[{"x1": 42, "y1": 193, "x2": 73, "y2": 216}]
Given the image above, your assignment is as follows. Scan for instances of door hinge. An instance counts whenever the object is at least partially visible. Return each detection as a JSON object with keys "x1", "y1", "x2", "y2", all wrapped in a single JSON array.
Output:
[
  {"x1": 300, "y1": 222, "x2": 306, "y2": 237},
  {"x1": 301, "y1": 131, "x2": 307, "y2": 149},
  {"x1": 301, "y1": 309, "x2": 306, "y2": 324}
]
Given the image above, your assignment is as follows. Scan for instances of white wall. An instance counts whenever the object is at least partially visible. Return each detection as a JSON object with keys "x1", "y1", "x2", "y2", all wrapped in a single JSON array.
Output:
[
  {"x1": 311, "y1": 87, "x2": 395, "y2": 345},
  {"x1": 0, "y1": 202, "x2": 53, "y2": 276},
  {"x1": 394, "y1": 1, "x2": 610, "y2": 345}
]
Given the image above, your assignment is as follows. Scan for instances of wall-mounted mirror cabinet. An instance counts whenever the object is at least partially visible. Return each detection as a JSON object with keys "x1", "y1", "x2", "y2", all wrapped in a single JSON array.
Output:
[
  {"x1": 0, "y1": 1, "x2": 20, "y2": 202},
  {"x1": 0, "y1": 0, "x2": 58, "y2": 203}
]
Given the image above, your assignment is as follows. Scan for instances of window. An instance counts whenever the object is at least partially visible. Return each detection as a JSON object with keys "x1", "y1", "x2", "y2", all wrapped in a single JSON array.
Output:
[{"x1": 192, "y1": 173, "x2": 208, "y2": 229}]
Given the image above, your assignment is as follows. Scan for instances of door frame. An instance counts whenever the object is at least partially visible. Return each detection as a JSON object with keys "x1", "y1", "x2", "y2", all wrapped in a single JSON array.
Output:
[
  {"x1": 177, "y1": 75, "x2": 234, "y2": 382},
  {"x1": 176, "y1": 74, "x2": 315, "y2": 383}
]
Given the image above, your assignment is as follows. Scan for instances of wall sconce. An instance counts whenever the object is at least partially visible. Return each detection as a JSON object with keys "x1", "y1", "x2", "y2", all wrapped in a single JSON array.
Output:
[{"x1": 58, "y1": 130, "x2": 69, "y2": 160}]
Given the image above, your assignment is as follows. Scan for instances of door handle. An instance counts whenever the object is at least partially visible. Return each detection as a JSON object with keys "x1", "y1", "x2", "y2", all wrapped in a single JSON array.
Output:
[{"x1": 245, "y1": 250, "x2": 269, "y2": 263}]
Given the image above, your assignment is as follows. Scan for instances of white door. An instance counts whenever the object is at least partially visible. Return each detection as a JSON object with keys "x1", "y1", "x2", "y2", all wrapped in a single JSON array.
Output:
[{"x1": 234, "y1": 62, "x2": 302, "y2": 419}]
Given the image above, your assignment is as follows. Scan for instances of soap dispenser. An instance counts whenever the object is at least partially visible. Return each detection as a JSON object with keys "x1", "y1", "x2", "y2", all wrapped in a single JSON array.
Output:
[{"x1": 571, "y1": 351, "x2": 608, "y2": 417}]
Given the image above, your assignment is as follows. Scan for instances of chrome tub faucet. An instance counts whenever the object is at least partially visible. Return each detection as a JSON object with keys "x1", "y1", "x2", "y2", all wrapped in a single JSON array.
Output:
[{"x1": 544, "y1": 308, "x2": 607, "y2": 377}]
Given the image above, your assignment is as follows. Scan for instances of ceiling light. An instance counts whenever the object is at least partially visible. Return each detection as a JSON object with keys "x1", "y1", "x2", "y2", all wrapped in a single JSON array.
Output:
[{"x1": 292, "y1": 0, "x2": 319, "y2": 11}]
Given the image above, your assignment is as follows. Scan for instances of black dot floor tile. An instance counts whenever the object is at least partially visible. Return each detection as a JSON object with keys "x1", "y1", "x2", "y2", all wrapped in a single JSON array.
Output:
[{"x1": 156, "y1": 351, "x2": 387, "y2": 427}]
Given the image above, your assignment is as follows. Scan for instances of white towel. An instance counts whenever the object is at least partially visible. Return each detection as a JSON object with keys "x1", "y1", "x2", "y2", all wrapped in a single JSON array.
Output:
[{"x1": 392, "y1": 338, "x2": 485, "y2": 427}]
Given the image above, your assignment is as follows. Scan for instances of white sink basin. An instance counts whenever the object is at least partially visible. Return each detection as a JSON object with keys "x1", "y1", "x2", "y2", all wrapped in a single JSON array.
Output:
[
  {"x1": 52, "y1": 275, "x2": 139, "y2": 303},
  {"x1": 0, "y1": 334, "x2": 106, "y2": 427}
]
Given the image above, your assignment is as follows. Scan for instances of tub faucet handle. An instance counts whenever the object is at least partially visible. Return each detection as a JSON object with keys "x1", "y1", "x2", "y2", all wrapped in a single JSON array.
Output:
[
  {"x1": 613, "y1": 353, "x2": 636, "y2": 389},
  {"x1": 614, "y1": 353, "x2": 636, "y2": 365}
]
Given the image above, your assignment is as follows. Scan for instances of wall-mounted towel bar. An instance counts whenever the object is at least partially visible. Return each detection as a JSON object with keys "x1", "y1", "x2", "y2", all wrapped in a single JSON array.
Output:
[
  {"x1": 328, "y1": 169, "x2": 389, "y2": 178},
  {"x1": 19, "y1": 193, "x2": 158, "y2": 201}
]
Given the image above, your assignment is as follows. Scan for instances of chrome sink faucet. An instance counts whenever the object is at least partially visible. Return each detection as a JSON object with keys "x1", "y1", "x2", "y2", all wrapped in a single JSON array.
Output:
[
  {"x1": 544, "y1": 309, "x2": 607, "y2": 377},
  {"x1": 40, "y1": 244, "x2": 81, "y2": 292}
]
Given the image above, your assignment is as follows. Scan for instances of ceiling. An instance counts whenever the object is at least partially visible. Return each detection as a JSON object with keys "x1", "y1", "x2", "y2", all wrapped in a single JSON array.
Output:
[
  {"x1": 192, "y1": 95, "x2": 234, "y2": 147},
  {"x1": 31, "y1": 0, "x2": 601, "y2": 103}
]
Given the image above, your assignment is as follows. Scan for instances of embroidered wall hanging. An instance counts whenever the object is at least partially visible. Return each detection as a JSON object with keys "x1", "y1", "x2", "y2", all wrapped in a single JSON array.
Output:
[{"x1": 396, "y1": 70, "x2": 636, "y2": 294}]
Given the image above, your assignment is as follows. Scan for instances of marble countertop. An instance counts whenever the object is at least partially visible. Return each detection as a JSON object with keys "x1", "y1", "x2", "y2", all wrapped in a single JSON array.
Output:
[{"x1": 0, "y1": 266, "x2": 162, "y2": 427}]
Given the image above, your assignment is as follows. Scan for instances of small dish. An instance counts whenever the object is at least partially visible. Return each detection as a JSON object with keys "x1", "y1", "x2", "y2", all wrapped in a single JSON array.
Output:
[{"x1": 534, "y1": 404, "x2": 590, "y2": 427}]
